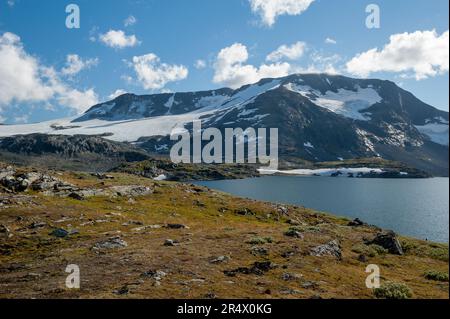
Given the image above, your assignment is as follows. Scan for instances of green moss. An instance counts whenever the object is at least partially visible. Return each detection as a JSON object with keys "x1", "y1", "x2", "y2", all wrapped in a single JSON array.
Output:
[
  {"x1": 424, "y1": 270, "x2": 449, "y2": 282},
  {"x1": 400, "y1": 239, "x2": 449, "y2": 262},
  {"x1": 374, "y1": 282, "x2": 412, "y2": 299},
  {"x1": 246, "y1": 237, "x2": 273, "y2": 245},
  {"x1": 352, "y1": 244, "x2": 388, "y2": 257}
]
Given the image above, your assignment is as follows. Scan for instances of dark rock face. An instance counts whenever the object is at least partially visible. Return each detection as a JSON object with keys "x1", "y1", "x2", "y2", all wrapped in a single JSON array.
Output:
[
  {"x1": 369, "y1": 231, "x2": 404, "y2": 255},
  {"x1": 0, "y1": 134, "x2": 149, "y2": 162}
]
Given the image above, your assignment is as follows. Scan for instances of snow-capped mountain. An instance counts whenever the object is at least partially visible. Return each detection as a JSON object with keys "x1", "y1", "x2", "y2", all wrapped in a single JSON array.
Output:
[{"x1": 1, "y1": 74, "x2": 448, "y2": 175}]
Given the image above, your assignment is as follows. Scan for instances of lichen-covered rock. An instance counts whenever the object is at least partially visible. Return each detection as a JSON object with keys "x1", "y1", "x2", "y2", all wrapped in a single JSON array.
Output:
[
  {"x1": 93, "y1": 237, "x2": 128, "y2": 250},
  {"x1": 310, "y1": 240, "x2": 342, "y2": 259}
]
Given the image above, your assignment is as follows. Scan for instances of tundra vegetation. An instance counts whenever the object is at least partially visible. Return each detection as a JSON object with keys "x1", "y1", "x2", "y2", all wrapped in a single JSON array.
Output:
[{"x1": 0, "y1": 162, "x2": 448, "y2": 299}]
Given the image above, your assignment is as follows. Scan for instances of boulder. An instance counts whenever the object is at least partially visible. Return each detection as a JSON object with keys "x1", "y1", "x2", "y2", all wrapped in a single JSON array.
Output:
[
  {"x1": 49, "y1": 228, "x2": 69, "y2": 238},
  {"x1": 348, "y1": 218, "x2": 366, "y2": 227},
  {"x1": 368, "y1": 231, "x2": 404, "y2": 255},
  {"x1": 310, "y1": 240, "x2": 342, "y2": 259},
  {"x1": 94, "y1": 236, "x2": 128, "y2": 250}
]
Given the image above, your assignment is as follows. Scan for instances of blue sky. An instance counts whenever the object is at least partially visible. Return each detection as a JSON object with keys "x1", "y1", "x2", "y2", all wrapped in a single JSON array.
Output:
[{"x1": 0, "y1": 0, "x2": 448, "y2": 124}]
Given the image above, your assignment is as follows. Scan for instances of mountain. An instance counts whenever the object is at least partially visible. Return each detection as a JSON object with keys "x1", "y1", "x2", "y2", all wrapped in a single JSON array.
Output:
[{"x1": 0, "y1": 74, "x2": 448, "y2": 175}]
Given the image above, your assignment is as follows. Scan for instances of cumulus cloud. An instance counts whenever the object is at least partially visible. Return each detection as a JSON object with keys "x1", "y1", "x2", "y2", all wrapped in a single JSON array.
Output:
[
  {"x1": 131, "y1": 53, "x2": 189, "y2": 90},
  {"x1": 99, "y1": 30, "x2": 139, "y2": 49},
  {"x1": 325, "y1": 37, "x2": 337, "y2": 44},
  {"x1": 61, "y1": 54, "x2": 98, "y2": 76},
  {"x1": 249, "y1": 0, "x2": 315, "y2": 26},
  {"x1": 0, "y1": 32, "x2": 98, "y2": 114},
  {"x1": 194, "y1": 59, "x2": 207, "y2": 69},
  {"x1": 124, "y1": 15, "x2": 137, "y2": 27},
  {"x1": 213, "y1": 43, "x2": 291, "y2": 89},
  {"x1": 346, "y1": 29, "x2": 449, "y2": 80},
  {"x1": 266, "y1": 41, "x2": 306, "y2": 62}
]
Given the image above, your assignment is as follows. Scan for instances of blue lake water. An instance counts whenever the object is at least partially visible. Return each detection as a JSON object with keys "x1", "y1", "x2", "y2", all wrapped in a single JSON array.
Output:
[{"x1": 196, "y1": 176, "x2": 449, "y2": 243}]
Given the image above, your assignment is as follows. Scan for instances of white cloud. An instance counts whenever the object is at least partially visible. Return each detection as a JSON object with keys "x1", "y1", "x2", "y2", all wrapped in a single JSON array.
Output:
[
  {"x1": 108, "y1": 89, "x2": 127, "y2": 100},
  {"x1": 61, "y1": 54, "x2": 98, "y2": 76},
  {"x1": 325, "y1": 37, "x2": 337, "y2": 44},
  {"x1": 0, "y1": 32, "x2": 98, "y2": 114},
  {"x1": 249, "y1": 0, "x2": 315, "y2": 26},
  {"x1": 290, "y1": 52, "x2": 341, "y2": 75},
  {"x1": 266, "y1": 41, "x2": 306, "y2": 62},
  {"x1": 99, "y1": 30, "x2": 139, "y2": 49},
  {"x1": 56, "y1": 88, "x2": 98, "y2": 112},
  {"x1": 14, "y1": 114, "x2": 29, "y2": 124},
  {"x1": 124, "y1": 15, "x2": 137, "y2": 27},
  {"x1": 346, "y1": 29, "x2": 449, "y2": 80},
  {"x1": 131, "y1": 53, "x2": 189, "y2": 90},
  {"x1": 213, "y1": 43, "x2": 291, "y2": 89},
  {"x1": 194, "y1": 59, "x2": 207, "y2": 69},
  {"x1": 7, "y1": 0, "x2": 15, "y2": 7}
]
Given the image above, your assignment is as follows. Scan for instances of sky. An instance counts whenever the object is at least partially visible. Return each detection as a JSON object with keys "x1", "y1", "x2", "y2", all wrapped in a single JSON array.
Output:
[{"x1": 0, "y1": 0, "x2": 448, "y2": 124}]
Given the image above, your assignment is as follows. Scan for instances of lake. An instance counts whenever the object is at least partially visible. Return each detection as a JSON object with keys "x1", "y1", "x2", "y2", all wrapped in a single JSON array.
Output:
[{"x1": 196, "y1": 176, "x2": 449, "y2": 243}]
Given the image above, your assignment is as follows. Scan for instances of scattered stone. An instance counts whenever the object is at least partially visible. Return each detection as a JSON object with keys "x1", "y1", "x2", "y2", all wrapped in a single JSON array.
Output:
[
  {"x1": 251, "y1": 246, "x2": 268, "y2": 256},
  {"x1": 142, "y1": 270, "x2": 167, "y2": 281},
  {"x1": 0, "y1": 224, "x2": 12, "y2": 238},
  {"x1": 91, "y1": 173, "x2": 114, "y2": 180},
  {"x1": 358, "y1": 254, "x2": 369, "y2": 263},
  {"x1": 193, "y1": 200, "x2": 206, "y2": 207},
  {"x1": 284, "y1": 228, "x2": 304, "y2": 239},
  {"x1": 165, "y1": 223, "x2": 188, "y2": 229},
  {"x1": 210, "y1": 256, "x2": 230, "y2": 264},
  {"x1": 114, "y1": 285, "x2": 130, "y2": 295},
  {"x1": 235, "y1": 208, "x2": 254, "y2": 216},
  {"x1": 132, "y1": 224, "x2": 162, "y2": 232},
  {"x1": 301, "y1": 281, "x2": 320, "y2": 289},
  {"x1": 277, "y1": 206, "x2": 289, "y2": 215},
  {"x1": 280, "y1": 288, "x2": 302, "y2": 295},
  {"x1": 94, "y1": 236, "x2": 128, "y2": 250},
  {"x1": 28, "y1": 221, "x2": 46, "y2": 229},
  {"x1": 224, "y1": 261, "x2": 277, "y2": 277},
  {"x1": 286, "y1": 219, "x2": 301, "y2": 226},
  {"x1": 49, "y1": 228, "x2": 69, "y2": 238},
  {"x1": 110, "y1": 185, "x2": 153, "y2": 197},
  {"x1": 348, "y1": 218, "x2": 366, "y2": 227},
  {"x1": 68, "y1": 192, "x2": 85, "y2": 200},
  {"x1": 282, "y1": 273, "x2": 302, "y2": 281},
  {"x1": 281, "y1": 250, "x2": 297, "y2": 258},
  {"x1": 122, "y1": 220, "x2": 144, "y2": 226},
  {"x1": 164, "y1": 239, "x2": 177, "y2": 246},
  {"x1": 310, "y1": 240, "x2": 342, "y2": 259},
  {"x1": 368, "y1": 231, "x2": 404, "y2": 255},
  {"x1": 69, "y1": 229, "x2": 80, "y2": 235}
]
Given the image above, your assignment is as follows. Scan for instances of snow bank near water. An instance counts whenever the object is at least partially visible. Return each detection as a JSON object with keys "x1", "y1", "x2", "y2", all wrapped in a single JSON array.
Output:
[{"x1": 259, "y1": 167, "x2": 384, "y2": 176}]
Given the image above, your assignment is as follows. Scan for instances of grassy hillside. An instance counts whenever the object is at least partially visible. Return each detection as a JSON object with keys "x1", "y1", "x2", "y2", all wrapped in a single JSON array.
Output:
[{"x1": 0, "y1": 164, "x2": 448, "y2": 299}]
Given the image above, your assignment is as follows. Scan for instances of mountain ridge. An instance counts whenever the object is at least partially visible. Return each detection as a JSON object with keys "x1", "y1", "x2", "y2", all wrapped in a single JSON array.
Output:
[{"x1": 0, "y1": 73, "x2": 448, "y2": 175}]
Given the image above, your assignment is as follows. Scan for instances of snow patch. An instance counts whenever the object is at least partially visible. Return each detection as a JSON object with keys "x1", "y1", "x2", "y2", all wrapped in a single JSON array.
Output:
[
  {"x1": 259, "y1": 167, "x2": 384, "y2": 176},
  {"x1": 415, "y1": 123, "x2": 449, "y2": 146},
  {"x1": 284, "y1": 84, "x2": 382, "y2": 120}
]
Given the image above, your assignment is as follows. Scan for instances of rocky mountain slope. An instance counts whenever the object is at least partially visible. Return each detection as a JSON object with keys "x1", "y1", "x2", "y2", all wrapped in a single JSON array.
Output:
[{"x1": 0, "y1": 74, "x2": 448, "y2": 175}]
